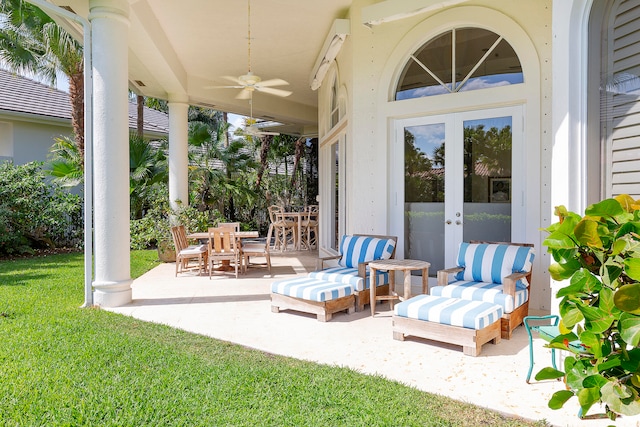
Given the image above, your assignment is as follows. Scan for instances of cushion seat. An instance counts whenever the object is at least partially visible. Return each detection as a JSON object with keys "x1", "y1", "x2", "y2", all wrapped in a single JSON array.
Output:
[
  {"x1": 271, "y1": 277, "x2": 352, "y2": 302},
  {"x1": 309, "y1": 266, "x2": 389, "y2": 292},
  {"x1": 270, "y1": 277, "x2": 355, "y2": 322},
  {"x1": 430, "y1": 281, "x2": 528, "y2": 314},
  {"x1": 392, "y1": 295, "x2": 503, "y2": 356}
]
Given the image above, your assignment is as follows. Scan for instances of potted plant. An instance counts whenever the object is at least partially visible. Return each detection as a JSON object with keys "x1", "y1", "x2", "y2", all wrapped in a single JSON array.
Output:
[{"x1": 539, "y1": 194, "x2": 640, "y2": 420}]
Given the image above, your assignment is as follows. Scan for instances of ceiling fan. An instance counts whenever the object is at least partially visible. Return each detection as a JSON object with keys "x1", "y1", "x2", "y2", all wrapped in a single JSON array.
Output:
[
  {"x1": 208, "y1": 0, "x2": 292, "y2": 100},
  {"x1": 235, "y1": 94, "x2": 280, "y2": 138}
]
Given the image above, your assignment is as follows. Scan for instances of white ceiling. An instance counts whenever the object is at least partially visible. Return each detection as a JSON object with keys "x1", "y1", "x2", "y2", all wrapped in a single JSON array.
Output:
[{"x1": 52, "y1": 0, "x2": 353, "y2": 136}]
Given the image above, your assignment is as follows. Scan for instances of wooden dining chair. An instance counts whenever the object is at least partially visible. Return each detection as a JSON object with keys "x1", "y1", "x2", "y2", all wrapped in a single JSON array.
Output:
[
  {"x1": 207, "y1": 227, "x2": 241, "y2": 279},
  {"x1": 301, "y1": 205, "x2": 318, "y2": 250},
  {"x1": 268, "y1": 205, "x2": 295, "y2": 251},
  {"x1": 170, "y1": 225, "x2": 207, "y2": 276},
  {"x1": 241, "y1": 224, "x2": 273, "y2": 274},
  {"x1": 218, "y1": 221, "x2": 240, "y2": 232}
]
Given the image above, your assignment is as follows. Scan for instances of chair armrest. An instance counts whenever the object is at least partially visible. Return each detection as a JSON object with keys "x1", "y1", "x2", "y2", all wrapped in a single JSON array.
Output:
[
  {"x1": 317, "y1": 254, "x2": 341, "y2": 270},
  {"x1": 503, "y1": 271, "x2": 529, "y2": 297},
  {"x1": 357, "y1": 261, "x2": 371, "y2": 278},
  {"x1": 436, "y1": 267, "x2": 463, "y2": 286}
]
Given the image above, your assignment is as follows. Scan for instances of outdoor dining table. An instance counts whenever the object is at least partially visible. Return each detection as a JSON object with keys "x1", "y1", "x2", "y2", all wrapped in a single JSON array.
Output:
[
  {"x1": 187, "y1": 231, "x2": 259, "y2": 241},
  {"x1": 187, "y1": 230, "x2": 260, "y2": 272},
  {"x1": 280, "y1": 212, "x2": 307, "y2": 251}
]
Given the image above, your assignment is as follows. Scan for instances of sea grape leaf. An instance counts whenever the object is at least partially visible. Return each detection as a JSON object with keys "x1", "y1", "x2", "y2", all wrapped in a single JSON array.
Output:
[
  {"x1": 548, "y1": 390, "x2": 574, "y2": 410},
  {"x1": 574, "y1": 219, "x2": 603, "y2": 249},
  {"x1": 614, "y1": 284, "x2": 640, "y2": 314},
  {"x1": 619, "y1": 313, "x2": 640, "y2": 347}
]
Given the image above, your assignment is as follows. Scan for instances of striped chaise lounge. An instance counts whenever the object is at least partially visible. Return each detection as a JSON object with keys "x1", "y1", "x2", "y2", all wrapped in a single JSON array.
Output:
[
  {"x1": 392, "y1": 294, "x2": 503, "y2": 356},
  {"x1": 311, "y1": 234, "x2": 397, "y2": 312},
  {"x1": 430, "y1": 242, "x2": 535, "y2": 339},
  {"x1": 271, "y1": 277, "x2": 355, "y2": 322},
  {"x1": 270, "y1": 234, "x2": 397, "y2": 320}
]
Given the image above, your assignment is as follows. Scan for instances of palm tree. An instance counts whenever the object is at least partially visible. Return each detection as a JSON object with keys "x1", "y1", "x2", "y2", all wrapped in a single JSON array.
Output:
[
  {"x1": 0, "y1": 0, "x2": 85, "y2": 159},
  {"x1": 129, "y1": 133, "x2": 167, "y2": 219},
  {"x1": 47, "y1": 135, "x2": 84, "y2": 187}
]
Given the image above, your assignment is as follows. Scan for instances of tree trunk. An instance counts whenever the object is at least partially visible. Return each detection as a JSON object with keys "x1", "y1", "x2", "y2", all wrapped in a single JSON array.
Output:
[
  {"x1": 137, "y1": 95, "x2": 144, "y2": 138},
  {"x1": 255, "y1": 134, "x2": 272, "y2": 188},
  {"x1": 223, "y1": 111, "x2": 230, "y2": 148},
  {"x1": 290, "y1": 137, "x2": 304, "y2": 188},
  {"x1": 67, "y1": 68, "x2": 84, "y2": 165}
]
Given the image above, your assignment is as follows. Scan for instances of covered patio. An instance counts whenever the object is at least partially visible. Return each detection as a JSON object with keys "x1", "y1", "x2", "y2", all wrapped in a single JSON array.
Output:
[{"x1": 107, "y1": 251, "x2": 625, "y2": 427}]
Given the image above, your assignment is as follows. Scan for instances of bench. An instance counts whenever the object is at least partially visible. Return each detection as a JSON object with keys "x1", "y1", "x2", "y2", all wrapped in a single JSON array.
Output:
[
  {"x1": 270, "y1": 277, "x2": 355, "y2": 322},
  {"x1": 392, "y1": 294, "x2": 503, "y2": 356}
]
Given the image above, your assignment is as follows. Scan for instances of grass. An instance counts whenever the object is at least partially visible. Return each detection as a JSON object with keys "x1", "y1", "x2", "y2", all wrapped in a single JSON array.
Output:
[{"x1": 0, "y1": 250, "x2": 549, "y2": 426}]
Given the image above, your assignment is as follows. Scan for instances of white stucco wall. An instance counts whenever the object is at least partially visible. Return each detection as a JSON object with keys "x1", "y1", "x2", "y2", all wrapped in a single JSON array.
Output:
[
  {"x1": 318, "y1": 0, "x2": 556, "y2": 311},
  {"x1": 0, "y1": 116, "x2": 72, "y2": 166}
]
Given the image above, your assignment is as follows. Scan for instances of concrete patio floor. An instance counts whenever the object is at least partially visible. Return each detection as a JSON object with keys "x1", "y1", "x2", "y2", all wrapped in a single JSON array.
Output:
[{"x1": 108, "y1": 251, "x2": 639, "y2": 427}]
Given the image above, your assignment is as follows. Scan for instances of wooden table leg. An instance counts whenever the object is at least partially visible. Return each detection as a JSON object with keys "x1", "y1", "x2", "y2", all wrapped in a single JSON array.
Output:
[
  {"x1": 388, "y1": 269, "x2": 396, "y2": 310},
  {"x1": 370, "y1": 267, "x2": 378, "y2": 317},
  {"x1": 422, "y1": 267, "x2": 429, "y2": 294},
  {"x1": 403, "y1": 270, "x2": 411, "y2": 301}
]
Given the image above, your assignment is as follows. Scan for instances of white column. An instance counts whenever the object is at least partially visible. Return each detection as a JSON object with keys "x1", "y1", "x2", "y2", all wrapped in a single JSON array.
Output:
[
  {"x1": 550, "y1": 0, "x2": 592, "y2": 316},
  {"x1": 168, "y1": 97, "x2": 189, "y2": 211},
  {"x1": 90, "y1": 0, "x2": 132, "y2": 307}
]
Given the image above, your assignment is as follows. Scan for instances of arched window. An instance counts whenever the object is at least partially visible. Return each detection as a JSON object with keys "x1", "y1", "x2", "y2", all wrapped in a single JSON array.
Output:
[
  {"x1": 330, "y1": 75, "x2": 340, "y2": 128},
  {"x1": 395, "y1": 28, "x2": 523, "y2": 100}
]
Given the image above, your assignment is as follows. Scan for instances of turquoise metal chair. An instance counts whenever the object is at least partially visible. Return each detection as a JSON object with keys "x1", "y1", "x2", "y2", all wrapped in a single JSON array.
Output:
[
  {"x1": 524, "y1": 314, "x2": 585, "y2": 383},
  {"x1": 524, "y1": 315, "x2": 559, "y2": 383}
]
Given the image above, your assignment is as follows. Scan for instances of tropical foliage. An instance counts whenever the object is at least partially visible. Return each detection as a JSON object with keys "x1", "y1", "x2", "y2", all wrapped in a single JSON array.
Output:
[
  {"x1": 0, "y1": 161, "x2": 82, "y2": 255},
  {"x1": 539, "y1": 195, "x2": 640, "y2": 420}
]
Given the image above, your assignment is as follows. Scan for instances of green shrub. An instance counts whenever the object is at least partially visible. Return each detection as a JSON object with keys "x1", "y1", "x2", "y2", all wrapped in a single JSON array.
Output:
[
  {"x1": 0, "y1": 161, "x2": 82, "y2": 255},
  {"x1": 540, "y1": 195, "x2": 640, "y2": 420},
  {"x1": 130, "y1": 184, "x2": 223, "y2": 250}
]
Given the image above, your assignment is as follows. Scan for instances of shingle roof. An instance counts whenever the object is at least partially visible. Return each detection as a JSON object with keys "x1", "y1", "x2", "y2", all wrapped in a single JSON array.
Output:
[{"x1": 0, "y1": 68, "x2": 169, "y2": 135}]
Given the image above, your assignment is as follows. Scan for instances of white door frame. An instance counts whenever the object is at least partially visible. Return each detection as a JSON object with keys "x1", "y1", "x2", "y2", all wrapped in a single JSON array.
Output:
[{"x1": 391, "y1": 105, "x2": 525, "y2": 266}]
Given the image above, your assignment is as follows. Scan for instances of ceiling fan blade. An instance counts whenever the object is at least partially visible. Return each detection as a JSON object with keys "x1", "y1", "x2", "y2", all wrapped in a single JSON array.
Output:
[
  {"x1": 256, "y1": 86, "x2": 292, "y2": 97},
  {"x1": 236, "y1": 88, "x2": 253, "y2": 100},
  {"x1": 222, "y1": 75, "x2": 243, "y2": 85},
  {"x1": 205, "y1": 85, "x2": 244, "y2": 89},
  {"x1": 258, "y1": 78, "x2": 289, "y2": 87}
]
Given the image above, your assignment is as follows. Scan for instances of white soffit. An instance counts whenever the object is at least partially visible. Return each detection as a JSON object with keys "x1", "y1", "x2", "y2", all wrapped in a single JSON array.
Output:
[{"x1": 361, "y1": 0, "x2": 470, "y2": 27}]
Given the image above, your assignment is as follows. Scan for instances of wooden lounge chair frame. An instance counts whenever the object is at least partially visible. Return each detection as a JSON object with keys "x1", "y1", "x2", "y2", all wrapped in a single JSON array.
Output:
[
  {"x1": 436, "y1": 241, "x2": 534, "y2": 339},
  {"x1": 316, "y1": 234, "x2": 397, "y2": 312}
]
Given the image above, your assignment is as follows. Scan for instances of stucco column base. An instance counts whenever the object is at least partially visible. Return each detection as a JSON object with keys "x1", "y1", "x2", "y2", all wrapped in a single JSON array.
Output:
[{"x1": 93, "y1": 279, "x2": 133, "y2": 307}]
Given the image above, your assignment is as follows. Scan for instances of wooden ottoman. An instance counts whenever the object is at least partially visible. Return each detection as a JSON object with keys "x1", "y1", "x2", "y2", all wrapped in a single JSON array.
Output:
[
  {"x1": 271, "y1": 277, "x2": 355, "y2": 322},
  {"x1": 392, "y1": 295, "x2": 503, "y2": 356}
]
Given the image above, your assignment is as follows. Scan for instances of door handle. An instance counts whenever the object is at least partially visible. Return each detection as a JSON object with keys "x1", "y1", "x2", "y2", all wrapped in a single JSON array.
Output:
[
  {"x1": 445, "y1": 220, "x2": 452, "y2": 225},
  {"x1": 455, "y1": 220, "x2": 462, "y2": 225}
]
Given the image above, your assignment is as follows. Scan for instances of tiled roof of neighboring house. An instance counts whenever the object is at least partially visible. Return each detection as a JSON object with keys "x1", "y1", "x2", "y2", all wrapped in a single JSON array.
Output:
[{"x1": 0, "y1": 68, "x2": 169, "y2": 136}]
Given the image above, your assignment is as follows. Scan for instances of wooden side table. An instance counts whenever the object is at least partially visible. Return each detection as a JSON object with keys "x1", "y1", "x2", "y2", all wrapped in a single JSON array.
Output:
[{"x1": 369, "y1": 259, "x2": 430, "y2": 316}]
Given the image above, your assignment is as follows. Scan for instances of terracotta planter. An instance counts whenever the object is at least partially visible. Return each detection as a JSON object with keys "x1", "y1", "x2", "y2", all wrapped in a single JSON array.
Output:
[{"x1": 157, "y1": 240, "x2": 176, "y2": 262}]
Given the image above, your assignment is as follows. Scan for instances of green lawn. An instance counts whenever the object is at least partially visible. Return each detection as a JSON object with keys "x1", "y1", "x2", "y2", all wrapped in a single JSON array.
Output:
[{"x1": 0, "y1": 251, "x2": 549, "y2": 426}]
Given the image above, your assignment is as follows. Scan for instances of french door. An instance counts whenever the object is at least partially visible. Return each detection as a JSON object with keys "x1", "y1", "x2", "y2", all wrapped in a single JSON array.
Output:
[{"x1": 391, "y1": 106, "x2": 524, "y2": 273}]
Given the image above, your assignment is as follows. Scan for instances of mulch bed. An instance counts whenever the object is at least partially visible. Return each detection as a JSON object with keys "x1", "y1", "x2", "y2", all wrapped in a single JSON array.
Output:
[{"x1": 0, "y1": 248, "x2": 81, "y2": 261}]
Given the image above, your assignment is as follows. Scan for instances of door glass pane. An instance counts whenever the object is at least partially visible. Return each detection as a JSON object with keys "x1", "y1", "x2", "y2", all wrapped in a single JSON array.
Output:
[
  {"x1": 462, "y1": 116, "x2": 512, "y2": 242},
  {"x1": 404, "y1": 124, "x2": 445, "y2": 272}
]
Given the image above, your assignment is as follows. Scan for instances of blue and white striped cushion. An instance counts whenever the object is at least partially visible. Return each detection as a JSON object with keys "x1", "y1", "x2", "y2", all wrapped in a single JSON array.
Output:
[
  {"x1": 309, "y1": 266, "x2": 389, "y2": 292},
  {"x1": 430, "y1": 281, "x2": 528, "y2": 313},
  {"x1": 455, "y1": 243, "x2": 535, "y2": 285},
  {"x1": 394, "y1": 295, "x2": 503, "y2": 330},
  {"x1": 271, "y1": 277, "x2": 352, "y2": 302},
  {"x1": 338, "y1": 235, "x2": 396, "y2": 268}
]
